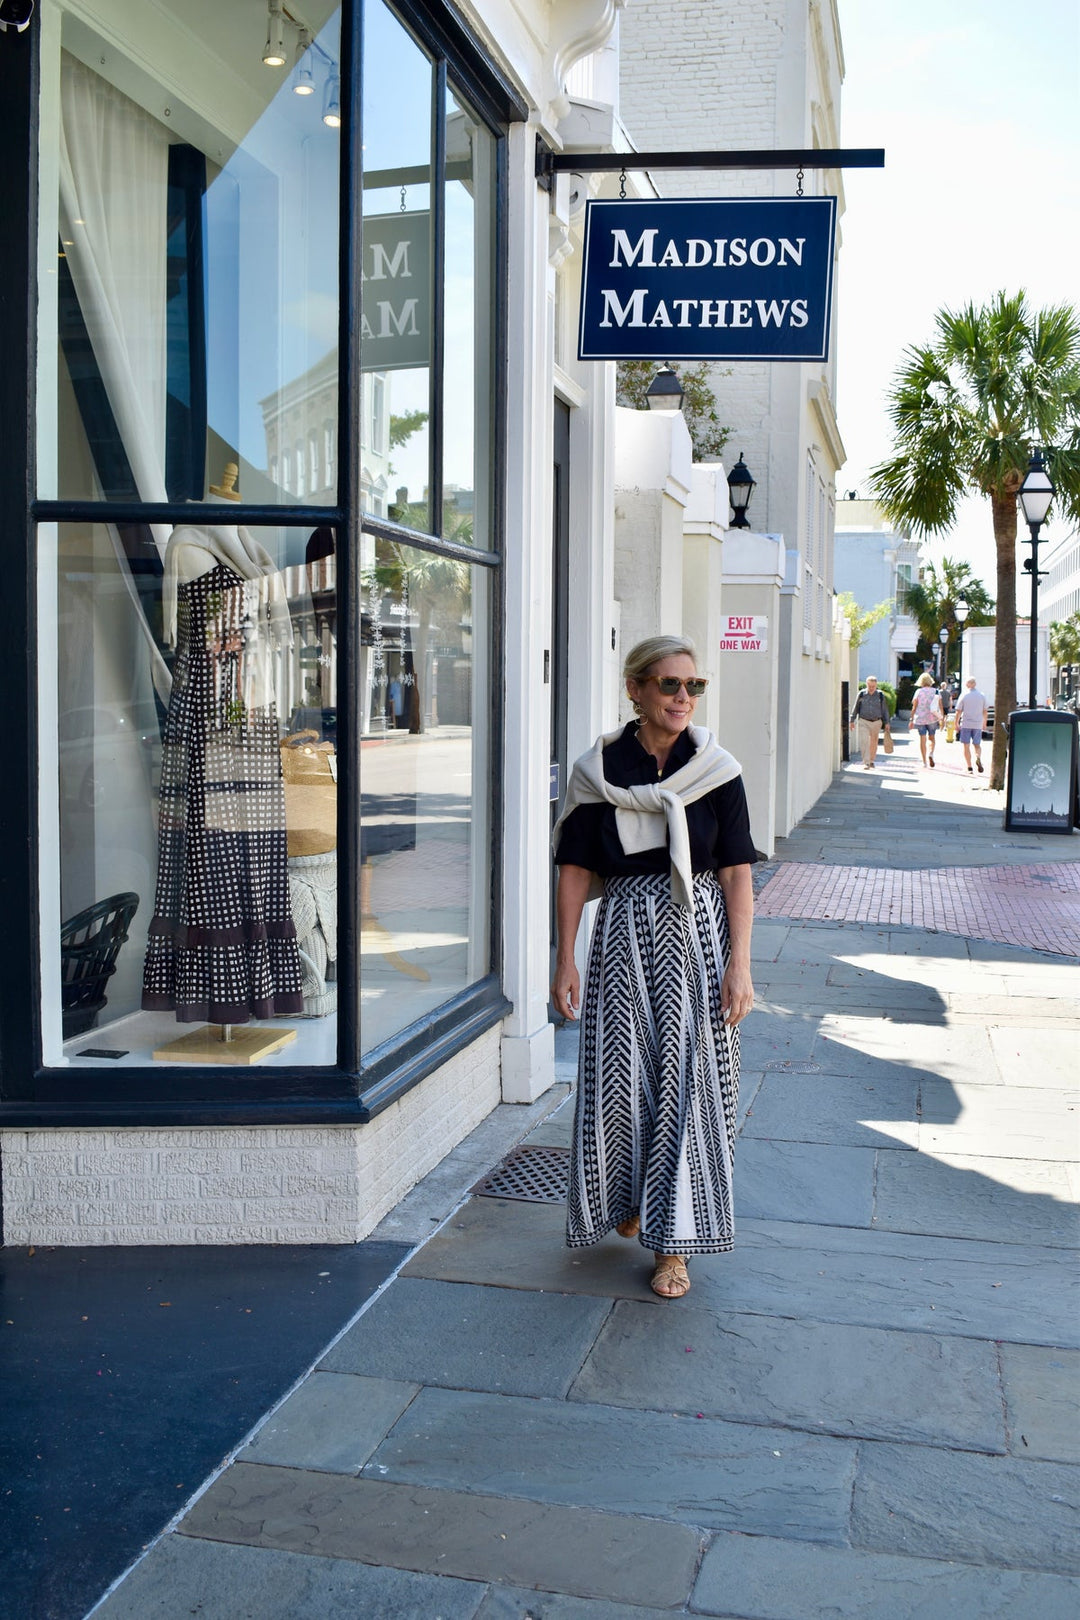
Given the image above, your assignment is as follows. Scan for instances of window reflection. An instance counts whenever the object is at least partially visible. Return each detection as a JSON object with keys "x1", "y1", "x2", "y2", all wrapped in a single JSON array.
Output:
[
  {"x1": 47, "y1": 4, "x2": 341, "y2": 507},
  {"x1": 443, "y1": 83, "x2": 496, "y2": 551},
  {"x1": 360, "y1": 541, "x2": 490, "y2": 1052},
  {"x1": 360, "y1": 0, "x2": 433, "y2": 534}
]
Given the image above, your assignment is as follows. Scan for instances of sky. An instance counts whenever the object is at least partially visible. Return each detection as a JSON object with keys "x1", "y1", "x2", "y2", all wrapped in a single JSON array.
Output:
[{"x1": 835, "y1": 0, "x2": 1080, "y2": 593}]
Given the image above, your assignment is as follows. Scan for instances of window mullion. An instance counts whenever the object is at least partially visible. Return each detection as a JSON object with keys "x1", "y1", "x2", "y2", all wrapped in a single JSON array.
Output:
[{"x1": 428, "y1": 56, "x2": 447, "y2": 536}]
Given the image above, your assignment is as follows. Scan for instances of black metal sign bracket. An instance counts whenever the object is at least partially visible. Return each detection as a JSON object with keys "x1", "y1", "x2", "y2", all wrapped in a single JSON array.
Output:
[{"x1": 535, "y1": 139, "x2": 884, "y2": 191}]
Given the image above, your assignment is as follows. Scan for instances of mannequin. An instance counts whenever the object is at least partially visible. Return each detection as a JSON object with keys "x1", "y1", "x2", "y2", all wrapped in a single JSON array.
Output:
[{"x1": 143, "y1": 477, "x2": 303, "y2": 1063}]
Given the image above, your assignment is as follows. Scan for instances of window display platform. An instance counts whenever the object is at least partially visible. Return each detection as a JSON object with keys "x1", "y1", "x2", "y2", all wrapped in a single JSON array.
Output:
[{"x1": 64, "y1": 1009, "x2": 337, "y2": 1068}]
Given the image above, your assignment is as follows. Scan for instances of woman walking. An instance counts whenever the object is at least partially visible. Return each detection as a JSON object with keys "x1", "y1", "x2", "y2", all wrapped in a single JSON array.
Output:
[
  {"x1": 551, "y1": 636, "x2": 755, "y2": 1300},
  {"x1": 911, "y1": 672, "x2": 944, "y2": 767}
]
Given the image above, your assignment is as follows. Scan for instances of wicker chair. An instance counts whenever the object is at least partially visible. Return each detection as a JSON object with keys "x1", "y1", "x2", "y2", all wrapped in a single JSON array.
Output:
[{"x1": 60, "y1": 893, "x2": 140, "y2": 1039}]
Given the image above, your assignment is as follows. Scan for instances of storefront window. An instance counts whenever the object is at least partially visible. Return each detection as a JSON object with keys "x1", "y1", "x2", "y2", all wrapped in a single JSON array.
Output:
[
  {"x1": 42, "y1": 4, "x2": 341, "y2": 509},
  {"x1": 22, "y1": 0, "x2": 508, "y2": 1105},
  {"x1": 42, "y1": 518, "x2": 338, "y2": 1068},
  {"x1": 360, "y1": 543, "x2": 490, "y2": 1054}
]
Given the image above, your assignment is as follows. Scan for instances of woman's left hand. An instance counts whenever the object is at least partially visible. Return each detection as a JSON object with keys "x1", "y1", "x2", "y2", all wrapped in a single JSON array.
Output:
[{"x1": 721, "y1": 962, "x2": 755, "y2": 1027}]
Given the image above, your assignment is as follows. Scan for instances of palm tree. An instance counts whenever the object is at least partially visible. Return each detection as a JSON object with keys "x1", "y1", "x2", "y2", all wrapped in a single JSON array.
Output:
[
  {"x1": 901, "y1": 557, "x2": 994, "y2": 681},
  {"x1": 870, "y1": 293, "x2": 1080, "y2": 786},
  {"x1": 1049, "y1": 612, "x2": 1080, "y2": 700}
]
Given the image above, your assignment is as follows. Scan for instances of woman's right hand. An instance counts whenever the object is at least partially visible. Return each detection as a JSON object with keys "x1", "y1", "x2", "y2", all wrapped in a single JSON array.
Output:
[{"x1": 551, "y1": 961, "x2": 581, "y2": 1021}]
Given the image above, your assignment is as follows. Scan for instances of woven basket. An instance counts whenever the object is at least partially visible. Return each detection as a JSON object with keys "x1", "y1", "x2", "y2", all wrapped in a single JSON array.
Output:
[{"x1": 280, "y1": 730, "x2": 337, "y2": 857}]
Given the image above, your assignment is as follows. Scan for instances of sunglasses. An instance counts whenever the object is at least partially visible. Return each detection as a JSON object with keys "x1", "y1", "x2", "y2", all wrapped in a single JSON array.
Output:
[{"x1": 641, "y1": 675, "x2": 708, "y2": 697}]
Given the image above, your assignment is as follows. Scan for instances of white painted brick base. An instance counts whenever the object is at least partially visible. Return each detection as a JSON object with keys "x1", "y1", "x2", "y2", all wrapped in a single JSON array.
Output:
[{"x1": 0, "y1": 1027, "x2": 502, "y2": 1246}]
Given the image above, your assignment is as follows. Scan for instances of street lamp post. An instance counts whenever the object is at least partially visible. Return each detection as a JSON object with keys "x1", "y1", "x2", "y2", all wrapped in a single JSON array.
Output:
[
  {"x1": 1019, "y1": 448, "x2": 1055, "y2": 708},
  {"x1": 939, "y1": 625, "x2": 950, "y2": 683},
  {"x1": 726, "y1": 453, "x2": 756, "y2": 529},
  {"x1": 954, "y1": 598, "x2": 969, "y2": 681},
  {"x1": 932, "y1": 640, "x2": 942, "y2": 681}
]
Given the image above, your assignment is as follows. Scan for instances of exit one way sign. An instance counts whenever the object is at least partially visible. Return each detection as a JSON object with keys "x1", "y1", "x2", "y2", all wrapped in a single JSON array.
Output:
[{"x1": 720, "y1": 615, "x2": 768, "y2": 652}]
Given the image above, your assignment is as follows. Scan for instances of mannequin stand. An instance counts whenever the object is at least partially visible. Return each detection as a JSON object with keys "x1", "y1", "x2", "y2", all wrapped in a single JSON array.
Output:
[{"x1": 154, "y1": 1023, "x2": 297, "y2": 1064}]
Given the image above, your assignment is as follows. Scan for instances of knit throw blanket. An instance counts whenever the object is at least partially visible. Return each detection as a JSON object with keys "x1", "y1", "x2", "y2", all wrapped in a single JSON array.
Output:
[{"x1": 552, "y1": 725, "x2": 742, "y2": 911}]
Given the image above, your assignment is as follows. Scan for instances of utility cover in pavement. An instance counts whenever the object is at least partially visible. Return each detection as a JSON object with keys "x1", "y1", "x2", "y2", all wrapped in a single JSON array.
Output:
[{"x1": 474, "y1": 1145, "x2": 570, "y2": 1203}]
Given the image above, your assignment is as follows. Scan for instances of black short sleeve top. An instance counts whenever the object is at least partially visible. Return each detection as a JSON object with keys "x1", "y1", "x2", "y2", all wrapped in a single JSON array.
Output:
[{"x1": 554, "y1": 723, "x2": 756, "y2": 876}]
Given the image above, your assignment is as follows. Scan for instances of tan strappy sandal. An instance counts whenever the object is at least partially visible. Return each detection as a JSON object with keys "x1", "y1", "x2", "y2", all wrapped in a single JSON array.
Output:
[
  {"x1": 615, "y1": 1214, "x2": 641, "y2": 1239},
  {"x1": 650, "y1": 1255, "x2": 690, "y2": 1299}
]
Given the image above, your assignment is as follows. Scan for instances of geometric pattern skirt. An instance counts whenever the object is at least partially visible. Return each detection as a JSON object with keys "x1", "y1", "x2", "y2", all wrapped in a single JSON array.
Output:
[{"x1": 566, "y1": 870, "x2": 739, "y2": 1256}]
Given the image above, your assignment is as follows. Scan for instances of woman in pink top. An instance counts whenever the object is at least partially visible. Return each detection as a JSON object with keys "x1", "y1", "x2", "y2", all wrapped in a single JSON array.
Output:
[{"x1": 910, "y1": 672, "x2": 944, "y2": 768}]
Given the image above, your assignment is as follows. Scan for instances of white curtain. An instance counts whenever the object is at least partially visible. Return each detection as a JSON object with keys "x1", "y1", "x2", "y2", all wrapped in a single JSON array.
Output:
[{"x1": 58, "y1": 52, "x2": 173, "y2": 698}]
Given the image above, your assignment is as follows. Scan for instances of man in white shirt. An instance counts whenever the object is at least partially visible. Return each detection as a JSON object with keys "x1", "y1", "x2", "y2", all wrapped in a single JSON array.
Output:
[{"x1": 955, "y1": 677, "x2": 989, "y2": 774}]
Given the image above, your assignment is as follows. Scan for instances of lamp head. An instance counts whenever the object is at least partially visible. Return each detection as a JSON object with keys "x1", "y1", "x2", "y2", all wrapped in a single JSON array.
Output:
[
  {"x1": 727, "y1": 452, "x2": 756, "y2": 529},
  {"x1": 645, "y1": 365, "x2": 684, "y2": 412},
  {"x1": 1019, "y1": 447, "x2": 1054, "y2": 531}
]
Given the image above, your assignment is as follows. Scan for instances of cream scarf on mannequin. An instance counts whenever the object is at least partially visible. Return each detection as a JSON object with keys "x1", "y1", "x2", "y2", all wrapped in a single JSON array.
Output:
[{"x1": 552, "y1": 724, "x2": 742, "y2": 912}]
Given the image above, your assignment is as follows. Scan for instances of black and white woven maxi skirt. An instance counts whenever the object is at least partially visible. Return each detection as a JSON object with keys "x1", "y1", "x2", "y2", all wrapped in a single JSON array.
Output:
[{"x1": 567, "y1": 871, "x2": 739, "y2": 1256}]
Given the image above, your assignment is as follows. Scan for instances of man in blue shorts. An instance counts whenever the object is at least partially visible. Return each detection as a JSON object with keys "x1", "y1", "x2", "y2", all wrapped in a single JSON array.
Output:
[{"x1": 954, "y1": 677, "x2": 988, "y2": 774}]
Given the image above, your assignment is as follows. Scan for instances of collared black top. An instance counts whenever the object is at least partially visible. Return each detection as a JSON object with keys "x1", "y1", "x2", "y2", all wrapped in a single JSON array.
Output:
[{"x1": 554, "y1": 722, "x2": 756, "y2": 876}]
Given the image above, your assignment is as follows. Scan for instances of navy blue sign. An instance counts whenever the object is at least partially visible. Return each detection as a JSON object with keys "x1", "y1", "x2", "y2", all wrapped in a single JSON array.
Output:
[{"x1": 578, "y1": 196, "x2": 836, "y2": 363}]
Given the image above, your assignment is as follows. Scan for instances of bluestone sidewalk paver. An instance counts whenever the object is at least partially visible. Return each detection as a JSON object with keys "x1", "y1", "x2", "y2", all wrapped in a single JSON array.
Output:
[
  {"x1": 238, "y1": 1372, "x2": 419, "y2": 1473},
  {"x1": 569, "y1": 1301, "x2": 1006, "y2": 1451},
  {"x1": 363, "y1": 1386, "x2": 857, "y2": 1540},
  {"x1": 179, "y1": 1465, "x2": 703, "y2": 1609},
  {"x1": 740, "y1": 1070, "x2": 922, "y2": 1148},
  {"x1": 872, "y1": 1149, "x2": 1078, "y2": 1247},
  {"x1": 92, "y1": 1536, "x2": 486, "y2": 1620},
  {"x1": 852, "y1": 1442, "x2": 1080, "y2": 1576},
  {"x1": 735, "y1": 1137, "x2": 876, "y2": 1226},
  {"x1": 320, "y1": 1277, "x2": 610, "y2": 1397},
  {"x1": 86, "y1": 742, "x2": 1078, "y2": 1620},
  {"x1": 998, "y1": 1343, "x2": 1080, "y2": 1462},
  {"x1": 692, "y1": 1532, "x2": 1080, "y2": 1620},
  {"x1": 475, "y1": 1589, "x2": 688, "y2": 1620}
]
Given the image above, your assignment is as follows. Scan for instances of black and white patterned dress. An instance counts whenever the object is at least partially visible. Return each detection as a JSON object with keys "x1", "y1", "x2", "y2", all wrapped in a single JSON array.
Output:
[
  {"x1": 142, "y1": 563, "x2": 304, "y2": 1024},
  {"x1": 555, "y1": 723, "x2": 755, "y2": 1255}
]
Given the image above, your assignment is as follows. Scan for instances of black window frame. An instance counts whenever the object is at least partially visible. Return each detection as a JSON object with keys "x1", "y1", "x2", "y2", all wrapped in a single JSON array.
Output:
[{"x1": 0, "y1": 0, "x2": 525, "y2": 1128}]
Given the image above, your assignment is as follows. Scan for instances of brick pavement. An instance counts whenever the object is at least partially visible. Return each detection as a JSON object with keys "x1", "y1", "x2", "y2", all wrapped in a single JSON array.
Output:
[{"x1": 756, "y1": 861, "x2": 1080, "y2": 956}]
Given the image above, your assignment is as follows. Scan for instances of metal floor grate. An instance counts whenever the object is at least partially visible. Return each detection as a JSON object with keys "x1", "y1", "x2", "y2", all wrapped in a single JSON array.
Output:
[{"x1": 474, "y1": 1144, "x2": 570, "y2": 1204}]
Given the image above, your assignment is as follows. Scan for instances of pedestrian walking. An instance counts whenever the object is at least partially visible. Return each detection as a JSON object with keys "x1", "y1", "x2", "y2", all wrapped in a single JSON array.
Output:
[
  {"x1": 954, "y1": 676, "x2": 988, "y2": 773},
  {"x1": 911, "y1": 672, "x2": 944, "y2": 767},
  {"x1": 849, "y1": 675, "x2": 891, "y2": 769},
  {"x1": 551, "y1": 634, "x2": 755, "y2": 1300}
]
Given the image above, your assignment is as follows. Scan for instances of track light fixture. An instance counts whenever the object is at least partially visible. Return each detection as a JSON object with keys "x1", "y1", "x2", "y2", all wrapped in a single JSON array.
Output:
[
  {"x1": 262, "y1": 0, "x2": 286, "y2": 68},
  {"x1": 293, "y1": 26, "x2": 314, "y2": 94},
  {"x1": 323, "y1": 71, "x2": 341, "y2": 128}
]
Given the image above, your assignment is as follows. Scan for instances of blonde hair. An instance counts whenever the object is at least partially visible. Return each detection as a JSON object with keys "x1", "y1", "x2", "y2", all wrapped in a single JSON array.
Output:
[
  {"x1": 916, "y1": 672, "x2": 935, "y2": 687},
  {"x1": 623, "y1": 634, "x2": 697, "y2": 685}
]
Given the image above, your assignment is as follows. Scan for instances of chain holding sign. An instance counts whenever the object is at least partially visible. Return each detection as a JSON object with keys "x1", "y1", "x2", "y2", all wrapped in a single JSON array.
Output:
[{"x1": 579, "y1": 196, "x2": 836, "y2": 364}]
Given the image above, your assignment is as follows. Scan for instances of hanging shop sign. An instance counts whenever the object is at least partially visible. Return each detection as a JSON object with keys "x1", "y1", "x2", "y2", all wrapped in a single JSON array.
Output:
[
  {"x1": 361, "y1": 212, "x2": 430, "y2": 371},
  {"x1": 578, "y1": 196, "x2": 836, "y2": 363},
  {"x1": 719, "y1": 615, "x2": 768, "y2": 652}
]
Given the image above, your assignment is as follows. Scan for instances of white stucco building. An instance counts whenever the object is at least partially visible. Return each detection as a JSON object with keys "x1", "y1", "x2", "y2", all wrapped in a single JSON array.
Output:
[
  {"x1": 617, "y1": 0, "x2": 852, "y2": 837},
  {"x1": 4, "y1": 0, "x2": 857, "y2": 1247},
  {"x1": 834, "y1": 496, "x2": 922, "y2": 687}
]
